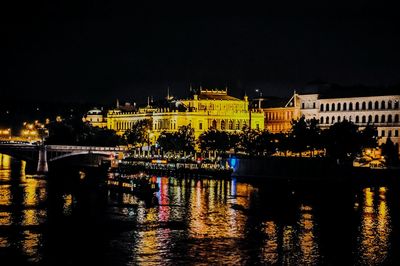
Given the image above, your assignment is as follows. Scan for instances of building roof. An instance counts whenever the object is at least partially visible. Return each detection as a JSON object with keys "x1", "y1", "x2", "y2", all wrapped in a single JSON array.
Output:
[
  {"x1": 252, "y1": 96, "x2": 292, "y2": 108},
  {"x1": 197, "y1": 89, "x2": 241, "y2": 101}
]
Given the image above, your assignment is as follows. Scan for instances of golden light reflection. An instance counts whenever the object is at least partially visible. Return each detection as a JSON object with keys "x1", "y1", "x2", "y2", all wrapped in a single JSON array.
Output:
[
  {"x1": 357, "y1": 187, "x2": 391, "y2": 265},
  {"x1": 63, "y1": 194, "x2": 73, "y2": 216},
  {"x1": 263, "y1": 221, "x2": 278, "y2": 264},
  {"x1": 298, "y1": 205, "x2": 319, "y2": 265}
]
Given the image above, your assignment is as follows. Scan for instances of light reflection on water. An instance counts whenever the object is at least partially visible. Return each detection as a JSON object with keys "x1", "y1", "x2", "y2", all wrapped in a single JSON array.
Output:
[{"x1": 0, "y1": 153, "x2": 397, "y2": 265}]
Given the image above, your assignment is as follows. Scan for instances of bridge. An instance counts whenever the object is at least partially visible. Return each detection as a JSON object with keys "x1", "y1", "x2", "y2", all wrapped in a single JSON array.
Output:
[{"x1": 0, "y1": 142, "x2": 128, "y2": 173}]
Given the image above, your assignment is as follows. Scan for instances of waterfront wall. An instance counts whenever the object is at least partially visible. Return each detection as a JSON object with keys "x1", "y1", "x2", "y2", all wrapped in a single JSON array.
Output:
[{"x1": 231, "y1": 157, "x2": 342, "y2": 180}]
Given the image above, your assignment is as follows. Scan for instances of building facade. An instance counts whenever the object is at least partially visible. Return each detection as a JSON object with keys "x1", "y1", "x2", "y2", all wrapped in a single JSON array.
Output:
[
  {"x1": 82, "y1": 108, "x2": 107, "y2": 128},
  {"x1": 252, "y1": 94, "x2": 301, "y2": 134},
  {"x1": 106, "y1": 89, "x2": 264, "y2": 143},
  {"x1": 297, "y1": 93, "x2": 400, "y2": 145}
]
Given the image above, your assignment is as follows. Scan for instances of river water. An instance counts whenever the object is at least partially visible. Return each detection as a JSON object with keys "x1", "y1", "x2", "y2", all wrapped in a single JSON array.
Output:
[{"x1": 0, "y1": 153, "x2": 399, "y2": 265}]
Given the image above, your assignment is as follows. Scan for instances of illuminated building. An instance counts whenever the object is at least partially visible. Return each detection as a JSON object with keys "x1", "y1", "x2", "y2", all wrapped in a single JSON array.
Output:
[
  {"x1": 252, "y1": 93, "x2": 301, "y2": 133},
  {"x1": 297, "y1": 93, "x2": 400, "y2": 145},
  {"x1": 82, "y1": 108, "x2": 107, "y2": 128},
  {"x1": 106, "y1": 88, "x2": 264, "y2": 141}
]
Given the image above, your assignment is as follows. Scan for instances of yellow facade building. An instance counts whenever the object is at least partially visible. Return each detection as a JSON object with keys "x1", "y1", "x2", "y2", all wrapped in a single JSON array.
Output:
[{"x1": 106, "y1": 89, "x2": 264, "y2": 143}]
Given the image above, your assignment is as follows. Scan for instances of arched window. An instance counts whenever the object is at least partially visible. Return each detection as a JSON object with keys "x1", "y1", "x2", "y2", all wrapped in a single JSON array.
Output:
[
  {"x1": 332, "y1": 116, "x2": 335, "y2": 123},
  {"x1": 302, "y1": 103, "x2": 305, "y2": 109},
  {"x1": 313, "y1": 102, "x2": 316, "y2": 109},
  {"x1": 343, "y1": 103, "x2": 347, "y2": 111},
  {"x1": 337, "y1": 116, "x2": 341, "y2": 122},
  {"x1": 337, "y1": 103, "x2": 341, "y2": 111},
  {"x1": 381, "y1": 101, "x2": 386, "y2": 109},
  {"x1": 212, "y1": 120, "x2": 217, "y2": 129},
  {"x1": 221, "y1": 120, "x2": 226, "y2": 130},
  {"x1": 375, "y1": 115, "x2": 379, "y2": 123},
  {"x1": 326, "y1": 103, "x2": 329, "y2": 111},
  {"x1": 368, "y1": 115, "x2": 372, "y2": 123},
  {"x1": 388, "y1": 101, "x2": 392, "y2": 109},
  {"x1": 362, "y1": 102, "x2": 366, "y2": 110},
  {"x1": 381, "y1": 115, "x2": 385, "y2": 123},
  {"x1": 228, "y1": 120, "x2": 233, "y2": 130},
  {"x1": 388, "y1": 115, "x2": 392, "y2": 123},
  {"x1": 320, "y1": 117, "x2": 324, "y2": 124},
  {"x1": 368, "y1": 101, "x2": 372, "y2": 110},
  {"x1": 349, "y1": 102, "x2": 353, "y2": 111},
  {"x1": 355, "y1": 102, "x2": 360, "y2": 110},
  {"x1": 349, "y1": 116, "x2": 352, "y2": 122},
  {"x1": 356, "y1": 116, "x2": 359, "y2": 123},
  {"x1": 331, "y1": 103, "x2": 335, "y2": 111},
  {"x1": 343, "y1": 116, "x2": 346, "y2": 121},
  {"x1": 394, "y1": 101, "x2": 399, "y2": 109},
  {"x1": 362, "y1": 116, "x2": 366, "y2": 123},
  {"x1": 375, "y1": 101, "x2": 379, "y2": 109},
  {"x1": 395, "y1": 114, "x2": 399, "y2": 123},
  {"x1": 320, "y1": 104, "x2": 324, "y2": 111}
]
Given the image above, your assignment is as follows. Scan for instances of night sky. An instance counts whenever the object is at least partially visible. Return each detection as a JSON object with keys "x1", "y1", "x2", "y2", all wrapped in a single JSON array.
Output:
[{"x1": 2, "y1": 2, "x2": 400, "y2": 104}]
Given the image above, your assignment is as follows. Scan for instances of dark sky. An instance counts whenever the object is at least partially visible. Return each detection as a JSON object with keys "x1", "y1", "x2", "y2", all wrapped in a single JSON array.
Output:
[{"x1": 2, "y1": 2, "x2": 400, "y2": 104}]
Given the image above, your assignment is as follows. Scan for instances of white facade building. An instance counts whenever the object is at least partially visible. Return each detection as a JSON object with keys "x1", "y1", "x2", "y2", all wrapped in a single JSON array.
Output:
[{"x1": 297, "y1": 93, "x2": 400, "y2": 146}]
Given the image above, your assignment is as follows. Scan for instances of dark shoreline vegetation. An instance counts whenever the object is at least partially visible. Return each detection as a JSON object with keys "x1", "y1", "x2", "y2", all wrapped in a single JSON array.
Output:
[{"x1": 45, "y1": 116, "x2": 399, "y2": 167}]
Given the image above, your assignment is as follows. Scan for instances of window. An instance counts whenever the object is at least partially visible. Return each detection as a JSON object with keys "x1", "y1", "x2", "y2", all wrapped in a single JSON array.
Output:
[
  {"x1": 320, "y1": 104, "x2": 324, "y2": 111},
  {"x1": 326, "y1": 117, "x2": 329, "y2": 124},
  {"x1": 212, "y1": 120, "x2": 217, "y2": 129},
  {"x1": 368, "y1": 115, "x2": 372, "y2": 123},
  {"x1": 221, "y1": 120, "x2": 226, "y2": 130},
  {"x1": 332, "y1": 116, "x2": 335, "y2": 123},
  {"x1": 320, "y1": 117, "x2": 324, "y2": 124},
  {"x1": 375, "y1": 101, "x2": 379, "y2": 109},
  {"x1": 395, "y1": 130, "x2": 399, "y2": 137},
  {"x1": 343, "y1": 102, "x2": 347, "y2": 111},
  {"x1": 388, "y1": 130, "x2": 392, "y2": 137},
  {"x1": 368, "y1": 101, "x2": 372, "y2": 110},
  {"x1": 331, "y1": 103, "x2": 335, "y2": 111},
  {"x1": 326, "y1": 103, "x2": 330, "y2": 111},
  {"x1": 313, "y1": 102, "x2": 316, "y2": 109},
  {"x1": 355, "y1": 102, "x2": 360, "y2": 110},
  {"x1": 349, "y1": 103, "x2": 353, "y2": 111},
  {"x1": 375, "y1": 115, "x2": 379, "y2": 123},
  {"x1": 388, "y1": 115, "x2": 392, "y2": 123},
  {"x1": 256, "y1": 124, "x2": 260, "y2": 130},
  {"x1": 395, "y1": 114, "x2": 399, "y2": 123},
  {"x1": 388, "y1": 101, "x2": 392, "y2": 109},
  {"x1": 302, "y1": 103, "x2": 305, "y2": 109},
  {"x1": 362, "y1": 116, "x2": 366, "y2": 123},
  {"x1": 337, "y1": 103, "x2": 341, "y2": 111},
  {"x1": 381, "y1": 115, "x2": 386, "y2": 123},
  {"x1": 356, "y1": 116, "x2": 359, "y2": 123},
  {"x1": 381, "y1": 101, "x2": 386, "y2": 109},
  {"x1": 338, "y1": 116, "x2": 341, "y2": 122},
  {"x1": 199, "y1": 122, "x2": 203, "y2": 130},
  {"x1": 382, "y1": 130, "x2": 385, "y2": 137},
  {"x1": 395, "y1": 101, "x2": 399, "y2": 109},
  {"x1": 362, "y1": 102, "x2": 366, "y2": 110}
]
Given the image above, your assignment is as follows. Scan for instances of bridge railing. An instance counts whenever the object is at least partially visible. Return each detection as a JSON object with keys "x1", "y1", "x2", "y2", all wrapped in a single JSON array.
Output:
[{"x1": 46, "y1": 145, "x2": 128, "y2": 152}]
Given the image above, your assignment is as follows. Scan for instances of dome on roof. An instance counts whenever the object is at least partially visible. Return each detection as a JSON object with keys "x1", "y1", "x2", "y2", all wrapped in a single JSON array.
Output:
[{"x1": 87, "y1": 108, "x2": 102, "y2": 115}]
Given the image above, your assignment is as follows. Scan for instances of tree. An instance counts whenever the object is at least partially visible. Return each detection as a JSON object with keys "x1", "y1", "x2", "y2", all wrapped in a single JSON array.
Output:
[
  {"x1": 381, "y1": 138, "x2": 400, "y2": 167},
  {"x1": 323, "y1": 120, "x2": 362, "y2": 163},
  {"x1": 174, "y1": 125, "x2": 195, "y2": 153},
  {"x1": 198, "y1": 129, "x2": 230, "y2": 153},
  {"x1": 289, "y1": 117, "x2": 309, "y2": 156},
  {"x1": 124, "y1": 119, "x2": 152, "y2": 149},
  {"x1": 239, "y1": 126, "x2": 261, "y2": 156}
]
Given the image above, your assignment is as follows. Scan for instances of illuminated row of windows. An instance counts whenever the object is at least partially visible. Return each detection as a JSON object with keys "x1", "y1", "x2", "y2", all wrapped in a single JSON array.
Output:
[
  {"x1": 320, "y1": 114, "x2": 400, "y2": 124},
  {"x1": 208, "y1": 119, "x2": 248, "y2": 130},
  {"x1": 266, "y1": 111, "x2": 293, "y2": 121},
  {"x1": 320, "y1": 100, "x2": 399, "y2": 112},
  {"x1": 381, "y1": 130, "x2": 399, "y2": 137}
]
